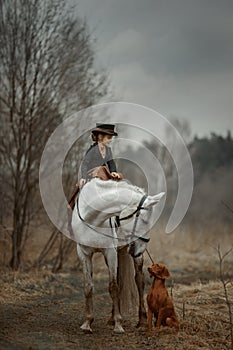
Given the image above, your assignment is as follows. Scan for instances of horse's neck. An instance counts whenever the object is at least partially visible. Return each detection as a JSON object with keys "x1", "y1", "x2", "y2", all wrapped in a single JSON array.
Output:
[{"x1": 80, "y1": 180, "x2": 143, "y2": 222}]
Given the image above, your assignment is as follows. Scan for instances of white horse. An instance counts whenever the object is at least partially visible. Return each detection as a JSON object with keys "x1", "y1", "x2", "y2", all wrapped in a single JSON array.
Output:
[{"x1": 71, "y1": 178, "x2": 165, "y2": 334}]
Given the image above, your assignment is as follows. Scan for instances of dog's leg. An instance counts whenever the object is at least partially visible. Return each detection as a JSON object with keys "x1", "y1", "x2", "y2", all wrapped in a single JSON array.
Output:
[
  {"x1": 155, "y1": 308, "x2": 164, "y2": 332},
  {"x1": 166, "y1": 317, "x2": 179, "y2": 331},
  {"x1": 133, "y1": 256, "x2": 147, "y2": 327},
  {"x1": 147, "y1": 307, "x2": 153, "y2": 335}
]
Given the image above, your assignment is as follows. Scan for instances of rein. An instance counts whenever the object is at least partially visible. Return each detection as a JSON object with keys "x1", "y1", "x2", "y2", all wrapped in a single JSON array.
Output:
[
  {"x1": 77, "y1": 193, "x2": 150, "y2": 243},
  {"x1": 119, "y1": 194, "x2": 150, "y2": 243},
  {"x1": 118, "y1": 194, "x2": 148, "y2": 222}
]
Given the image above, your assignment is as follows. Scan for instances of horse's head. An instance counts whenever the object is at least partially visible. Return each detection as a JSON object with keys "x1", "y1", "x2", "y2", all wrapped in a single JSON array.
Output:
[{"x1": 127, "y1": 192, "x2": 165, "y2": 258}]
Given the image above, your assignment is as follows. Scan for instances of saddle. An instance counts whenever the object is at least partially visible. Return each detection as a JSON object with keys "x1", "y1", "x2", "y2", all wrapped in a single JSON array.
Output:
[
  {"x1": 68, "y1": 166, "x2": 124, "y2": 210},
  {"x1": 87, "y1": 166, "x2": 124, "y2": 181}
]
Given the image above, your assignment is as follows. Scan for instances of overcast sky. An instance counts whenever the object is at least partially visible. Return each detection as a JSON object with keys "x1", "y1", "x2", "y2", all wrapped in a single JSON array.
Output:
[{"x1": 75, "y1": 0, "x2": 233, "y2": 137}]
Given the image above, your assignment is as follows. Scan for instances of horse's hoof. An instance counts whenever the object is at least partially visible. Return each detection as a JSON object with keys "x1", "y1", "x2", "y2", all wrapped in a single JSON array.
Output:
[
  {"x1": 113, "y1": 326, "x2": 125, "y2": 334},
  {"x1": 80, "y1": 323, "x2": 93, "y2": 334}
]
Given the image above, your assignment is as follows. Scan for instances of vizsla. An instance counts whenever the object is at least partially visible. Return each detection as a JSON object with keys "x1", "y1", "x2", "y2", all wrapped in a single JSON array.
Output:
[{"x1": 147, "y1": 263, "x2": 179, "y2": 334}]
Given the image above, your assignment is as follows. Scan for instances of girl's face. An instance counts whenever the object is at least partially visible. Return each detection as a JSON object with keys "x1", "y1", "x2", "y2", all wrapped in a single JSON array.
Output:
[{"x1": 98, "y1": 134, "x2": 113, "y2": 146}]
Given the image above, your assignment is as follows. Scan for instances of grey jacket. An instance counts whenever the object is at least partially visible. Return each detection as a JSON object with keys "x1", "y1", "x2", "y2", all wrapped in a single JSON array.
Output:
[{"x1": 81, "y1": 142, "x2": 117, "y2": 179}]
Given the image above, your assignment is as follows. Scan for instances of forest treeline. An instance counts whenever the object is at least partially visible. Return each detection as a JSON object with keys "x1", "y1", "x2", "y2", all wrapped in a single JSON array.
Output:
[
  {"x1": 188, "y1": 131, "x2": 233, "y2": 223},
  {"x1": 118, "y1": 130, "x2": 233, "y2": 225},
  {"x1": 190, "y1": 131, "x2": 233, "y2": 182}
]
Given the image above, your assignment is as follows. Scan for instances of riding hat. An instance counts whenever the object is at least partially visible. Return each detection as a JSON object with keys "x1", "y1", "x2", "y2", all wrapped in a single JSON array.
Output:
[{"x1": 92, "y1": 123, "x2": 118, "y2": 136}]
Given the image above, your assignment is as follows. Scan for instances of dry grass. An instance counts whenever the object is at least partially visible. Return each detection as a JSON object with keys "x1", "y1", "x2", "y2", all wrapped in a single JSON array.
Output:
[
  {"x1": 0, "y1": 269, "x2": 233, "y2": 350},
  {"x1": 145, "y1": 222, "x2": 233, "y2": 272},
  {"x1": 0, "y1": 222, "x2": 233, "y2": 349}
]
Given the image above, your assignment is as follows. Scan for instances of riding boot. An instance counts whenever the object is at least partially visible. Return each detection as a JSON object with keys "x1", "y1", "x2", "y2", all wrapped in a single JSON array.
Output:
[
  {"x1": 67, "y1": 206, "x2": 73, "y2": 237},
  {"x1": 68, "y1": 183, "x2": 80, "y2": 208},
  {"x1": 67, "y1": 183, "x2": 80, "y2": 237}
]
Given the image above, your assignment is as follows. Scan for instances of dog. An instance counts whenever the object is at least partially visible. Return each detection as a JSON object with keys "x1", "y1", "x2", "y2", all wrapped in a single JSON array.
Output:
[{"x1": 146, "y1": 263, "x2": 179, "y2": 334}]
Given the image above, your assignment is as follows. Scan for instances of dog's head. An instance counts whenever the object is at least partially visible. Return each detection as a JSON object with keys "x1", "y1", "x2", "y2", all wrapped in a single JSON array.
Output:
[{"x1": 147, "y1": 263, "x2": 170, "y2": 279}]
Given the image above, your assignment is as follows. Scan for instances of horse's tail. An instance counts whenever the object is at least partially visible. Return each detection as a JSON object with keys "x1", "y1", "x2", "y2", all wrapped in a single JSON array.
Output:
[{"x1": 117, "y1": 246, "x2": 138, "y2": 315}]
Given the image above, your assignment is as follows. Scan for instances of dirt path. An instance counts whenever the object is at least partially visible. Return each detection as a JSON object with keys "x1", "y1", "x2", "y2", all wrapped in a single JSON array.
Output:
[{"x1": 0, "y1": 269, "x2": 232, "y2": 350}]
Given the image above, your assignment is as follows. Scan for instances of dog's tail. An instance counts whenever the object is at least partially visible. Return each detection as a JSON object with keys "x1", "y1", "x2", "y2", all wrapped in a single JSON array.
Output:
[{"x1": 117, "y1": 246, "x2": 138, "y2": 315}]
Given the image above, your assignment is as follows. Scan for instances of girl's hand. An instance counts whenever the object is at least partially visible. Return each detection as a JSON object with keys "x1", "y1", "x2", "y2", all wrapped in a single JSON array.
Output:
[{"x1": 111, "y1": 172, "x2": 121, "y2": 179}]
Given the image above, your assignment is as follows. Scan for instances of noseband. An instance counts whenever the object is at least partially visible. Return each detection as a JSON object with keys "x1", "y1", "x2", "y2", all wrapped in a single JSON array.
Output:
[{"x1": 77, "y1": 194, "x2": 150, "y2": 243}]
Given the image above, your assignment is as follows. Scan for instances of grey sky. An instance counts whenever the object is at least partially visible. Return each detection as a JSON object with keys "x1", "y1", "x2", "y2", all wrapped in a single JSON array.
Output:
[{"x1": 76, "y1": 0, "x2": 233, "y2": 137}]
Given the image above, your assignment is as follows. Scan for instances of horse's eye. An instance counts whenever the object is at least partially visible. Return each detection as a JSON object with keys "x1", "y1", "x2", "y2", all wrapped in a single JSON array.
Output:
[{"x1": 141, "y1": 217, "x2": 148, "y2": 225}]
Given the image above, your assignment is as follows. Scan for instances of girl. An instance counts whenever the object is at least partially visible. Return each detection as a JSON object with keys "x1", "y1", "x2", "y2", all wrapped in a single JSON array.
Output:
[
  {"x1": 67, "y1": 123, "x2": 121, "y2": 234},
  {"x1": 79, "y1": 123, "x2": 121, "y2": 186}
]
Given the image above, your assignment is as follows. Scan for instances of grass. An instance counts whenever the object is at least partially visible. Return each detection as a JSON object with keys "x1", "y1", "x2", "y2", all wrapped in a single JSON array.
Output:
[{"x1": 0, "y1": 222, "x2": 233, "y2": 349}]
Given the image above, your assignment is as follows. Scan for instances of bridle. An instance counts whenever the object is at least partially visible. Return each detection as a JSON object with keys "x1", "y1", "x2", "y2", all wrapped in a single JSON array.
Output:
[
  {"x1": 76, "y1": 193, "x2": 150, "y2": 243},
  {"x1": 117, "y1": 194, "x2": 150, "y2": 243}
]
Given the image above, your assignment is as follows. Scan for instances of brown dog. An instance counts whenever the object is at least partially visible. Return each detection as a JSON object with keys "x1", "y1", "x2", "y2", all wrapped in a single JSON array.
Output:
[{"x1": 147, "y1": 263, "x2": 179, "y2": 334}]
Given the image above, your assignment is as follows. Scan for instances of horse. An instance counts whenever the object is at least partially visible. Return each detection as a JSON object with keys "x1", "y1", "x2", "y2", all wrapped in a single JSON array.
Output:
[{"x1": 71, "y1": 177, "x2": 165, "y2": 334}]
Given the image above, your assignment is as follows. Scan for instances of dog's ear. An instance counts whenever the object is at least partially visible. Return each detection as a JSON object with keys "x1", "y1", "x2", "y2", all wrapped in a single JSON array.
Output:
[
  {"x1": 147, "y1": 267, "x2": 154, "y2": 278},
  {"x1": 160, "y1": 265, "x2": 170, "y2": 279}
]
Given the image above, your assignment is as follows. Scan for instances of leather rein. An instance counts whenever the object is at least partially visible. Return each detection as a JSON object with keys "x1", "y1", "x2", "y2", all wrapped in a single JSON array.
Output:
[{"x1": 77, "y1": 194, "x2": 150, "y2": 243}]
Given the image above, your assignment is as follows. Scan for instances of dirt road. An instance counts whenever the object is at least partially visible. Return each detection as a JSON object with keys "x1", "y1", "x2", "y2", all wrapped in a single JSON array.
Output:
[{"x1": 0, "y1": 268, "x2": 232, "y2": 350}]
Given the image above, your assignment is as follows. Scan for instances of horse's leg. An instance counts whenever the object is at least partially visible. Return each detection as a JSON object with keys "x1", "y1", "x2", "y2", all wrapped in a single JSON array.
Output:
[
  {"x1": 77, "y1": 245, "x2": 94, "y2": 333},
  {"x1": 133, "y1": 256, "x2": 147, "y2": 327},
  {"x1": 104, "y1": 248, "x2": 124, "y2": 334}
]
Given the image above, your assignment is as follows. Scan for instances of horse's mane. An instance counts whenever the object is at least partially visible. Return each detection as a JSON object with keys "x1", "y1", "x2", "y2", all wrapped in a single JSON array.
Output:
[
  {"x1": 89, "y1": 178, "x2": 146, "y2": 218},
  {"x1": 92, "y1": 178, "x2": 145, "y2": 195}
]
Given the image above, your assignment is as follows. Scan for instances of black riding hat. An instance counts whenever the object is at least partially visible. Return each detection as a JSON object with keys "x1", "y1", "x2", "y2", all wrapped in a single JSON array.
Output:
[{"x1": 92, "y1": 123, "x2": 118, "y2": 136}]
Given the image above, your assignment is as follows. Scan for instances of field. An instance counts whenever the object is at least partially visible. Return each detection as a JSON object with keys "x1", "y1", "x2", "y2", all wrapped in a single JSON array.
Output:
[{"x1": 0, "y1": 223, "x2": 233, "y2": 350}]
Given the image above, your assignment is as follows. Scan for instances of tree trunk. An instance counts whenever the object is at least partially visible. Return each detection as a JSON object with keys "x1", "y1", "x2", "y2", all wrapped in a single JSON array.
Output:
[
  {"x1": 10, "y1": 226, "x2": 23, "y2": 270},
  {"x1": 10, "y1": 196, "x2": 25, "y2": 270}
]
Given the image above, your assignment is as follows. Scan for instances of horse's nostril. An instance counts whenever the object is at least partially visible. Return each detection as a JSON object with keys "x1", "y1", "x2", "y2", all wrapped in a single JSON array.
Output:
[{"x1": 128, "y1": 242, "x2": 135, "y2": 255}]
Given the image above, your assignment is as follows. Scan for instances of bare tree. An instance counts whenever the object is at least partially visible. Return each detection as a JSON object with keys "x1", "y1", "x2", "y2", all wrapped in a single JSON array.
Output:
[
  {"x1": 214, "y1": 244, "x2": 233, "y2": 350},
  {"x1": 0, "y1": 0, "x2": 108, "y2": 269}
]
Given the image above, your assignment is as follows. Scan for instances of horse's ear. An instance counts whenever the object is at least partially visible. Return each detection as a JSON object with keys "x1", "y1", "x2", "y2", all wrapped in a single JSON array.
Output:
[{"x1": 144, "y1": 192, "x2": 165, "y2": 208}]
